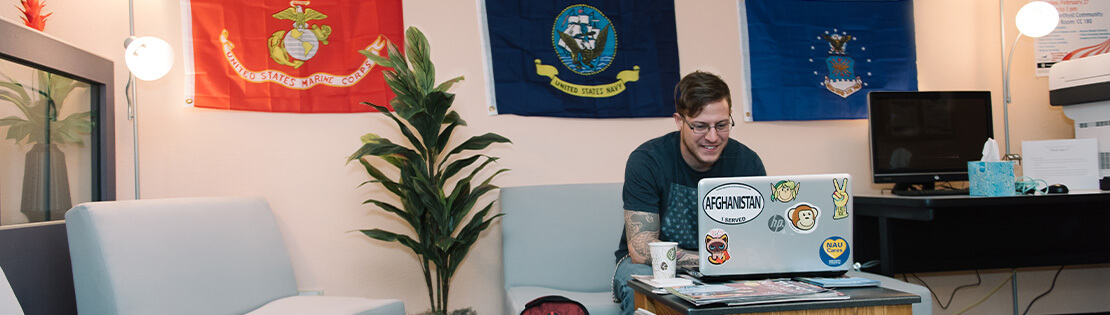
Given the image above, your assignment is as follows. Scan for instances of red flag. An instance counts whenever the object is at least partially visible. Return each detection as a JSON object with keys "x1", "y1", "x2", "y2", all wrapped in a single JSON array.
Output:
[{"x1": 183, "y1": 0, "x2": 403, "y2": 113}]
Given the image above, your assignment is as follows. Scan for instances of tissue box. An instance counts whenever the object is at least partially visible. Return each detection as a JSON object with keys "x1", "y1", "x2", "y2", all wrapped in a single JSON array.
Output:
[{"x1": 968, "y1": 161, "x2": 1016, "y2": 197}]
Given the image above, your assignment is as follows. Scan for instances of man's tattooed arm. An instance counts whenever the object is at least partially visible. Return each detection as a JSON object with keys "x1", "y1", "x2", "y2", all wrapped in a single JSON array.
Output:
[{"x1": 625, "y1": 210, "x2": 660, "y2": 265}]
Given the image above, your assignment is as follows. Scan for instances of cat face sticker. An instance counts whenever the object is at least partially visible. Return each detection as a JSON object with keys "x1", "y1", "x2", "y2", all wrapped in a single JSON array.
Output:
[{"x1": 705, "y1": 228, "x2": 730, "y2": 265}]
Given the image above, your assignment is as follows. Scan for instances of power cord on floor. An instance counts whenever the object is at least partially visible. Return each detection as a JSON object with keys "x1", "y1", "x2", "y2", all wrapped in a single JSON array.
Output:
[
  {"x1": 1021, "y1": 265, "x2": 1065, "y2": 315},
  {"x1": 953, "y1": 270, "x2": 1014, "y2": 315},
  {"x1": 908, "y1": 271, "x2": 982, "y2": 310}
]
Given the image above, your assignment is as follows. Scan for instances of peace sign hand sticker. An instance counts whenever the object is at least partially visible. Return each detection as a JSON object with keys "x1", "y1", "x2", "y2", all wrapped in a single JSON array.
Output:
[{"x1": 831, "y1": 178, "x2": 849, "y2": 219}]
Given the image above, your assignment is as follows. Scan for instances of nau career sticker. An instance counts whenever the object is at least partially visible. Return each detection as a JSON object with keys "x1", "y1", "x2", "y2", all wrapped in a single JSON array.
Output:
[
  {"x1": 786, "y1": 203, "x2": 820, "y2": 233},
  {"x1": 819, "y1": 236, "x2": 850, "y2": 267},
  {"x1": 705, "y1": 228, "x2": 730, "y2": 265},
  {"x1": 702, "y1": 183, "x2": 764, "y2": 225}
]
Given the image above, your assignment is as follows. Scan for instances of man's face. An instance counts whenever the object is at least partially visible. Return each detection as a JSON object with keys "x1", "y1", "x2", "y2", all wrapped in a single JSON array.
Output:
[{"x1": 675, "y1": 99, "x2": 731, "y2": 172}]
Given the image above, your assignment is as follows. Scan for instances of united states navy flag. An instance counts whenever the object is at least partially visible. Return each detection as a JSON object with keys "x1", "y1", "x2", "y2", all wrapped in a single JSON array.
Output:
[
  {"x1": 485, "y1": 0, "x2": 679, "y2": 118},
  {"x1": 743, "y1": 0, "x2": 917, "y2": 121}
]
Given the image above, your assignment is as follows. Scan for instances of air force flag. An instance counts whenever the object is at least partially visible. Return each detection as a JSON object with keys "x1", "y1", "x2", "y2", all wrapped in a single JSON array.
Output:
[{"x1": 743, "y1": 0, "x2": 918, "y2": 121}]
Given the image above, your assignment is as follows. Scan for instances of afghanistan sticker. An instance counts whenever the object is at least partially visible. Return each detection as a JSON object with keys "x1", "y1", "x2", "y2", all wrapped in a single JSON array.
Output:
[
  {"x1": 702, "y1": 183, "x2": 764, "y2": 225},
  {"x1": 819, "y1": 236, "x2": 850, "y2": 267}
]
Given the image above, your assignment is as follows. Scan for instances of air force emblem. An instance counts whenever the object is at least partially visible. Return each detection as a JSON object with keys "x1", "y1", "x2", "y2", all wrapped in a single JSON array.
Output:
[
  {"x1": 534, "y1": 4, "x2": 639, "y2": 98},
  {"x1": 818, "y1": 30, "x2": 864, "y2": 98}
]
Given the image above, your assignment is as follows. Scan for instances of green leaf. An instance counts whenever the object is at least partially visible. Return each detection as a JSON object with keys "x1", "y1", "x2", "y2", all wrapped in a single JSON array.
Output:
[
  {"x1": 434, "y1": 76, "x2": 464, "y2": 93},
  {"x1": 444, "y1": 133, "x2": 511, "y2": 161},
  {"x1": 405, "y1": 27, "x2": 434, "y2": 94},
  {"x1": 358, "y1": 49, "x2": 394, "y2": 68},
  {"x1": 361, "y1": 229, "x2": 425, "y2": 256}
]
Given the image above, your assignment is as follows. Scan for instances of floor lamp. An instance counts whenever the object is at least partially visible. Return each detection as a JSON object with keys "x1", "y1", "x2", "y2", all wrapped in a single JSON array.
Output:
[
  {"x1": 123, "y1": 0, "x2": 173, "y2": 199},
  {"x1": 1001, "y1": 2, "x2": 1058, "y2": 313},
  {"x1": 1001, "y1": 0, "x2": 1059, "y2": 162}
]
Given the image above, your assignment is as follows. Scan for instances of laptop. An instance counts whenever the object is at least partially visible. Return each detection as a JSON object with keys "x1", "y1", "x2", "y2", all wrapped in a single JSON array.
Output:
[{"x1": 694, "y1": 173, "x2": 854, "y2": 280}]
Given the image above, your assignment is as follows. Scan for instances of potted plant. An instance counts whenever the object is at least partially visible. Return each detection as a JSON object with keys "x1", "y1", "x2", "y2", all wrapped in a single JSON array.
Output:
[
  {"x1": 348, "y1": 27, "x2": 511, "y2": 315},
  {"x1": 0, "y1": 70, "x2": 91, "y2": 222}
]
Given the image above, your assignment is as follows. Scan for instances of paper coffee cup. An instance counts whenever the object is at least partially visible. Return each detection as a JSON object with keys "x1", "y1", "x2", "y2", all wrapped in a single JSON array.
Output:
[{"x1": 649, "y1": 242, "x2": 678, "y2": 280}]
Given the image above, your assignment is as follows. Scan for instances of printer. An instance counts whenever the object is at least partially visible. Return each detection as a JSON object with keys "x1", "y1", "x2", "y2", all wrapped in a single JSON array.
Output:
[{"x1": 1049, "y1": 53, "x2": 1110, "y2": 177}]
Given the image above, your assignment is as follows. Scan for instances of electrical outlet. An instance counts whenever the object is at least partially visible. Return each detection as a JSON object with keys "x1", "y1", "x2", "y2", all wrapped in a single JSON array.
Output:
[{"x1": 297, "y1": 289, "x2": 324, "y2": 296}]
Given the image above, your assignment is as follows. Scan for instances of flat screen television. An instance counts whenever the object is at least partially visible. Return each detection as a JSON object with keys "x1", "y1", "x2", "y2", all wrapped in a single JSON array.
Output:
[{"x1": 867, "y1": 91, "x2": 993, "y2": 193}]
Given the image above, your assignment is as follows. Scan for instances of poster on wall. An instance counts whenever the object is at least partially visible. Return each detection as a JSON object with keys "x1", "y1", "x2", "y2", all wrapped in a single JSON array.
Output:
[
  {"x1": 741, "y1": 0, "x2": 918, "y2": 121},
  {"x1": 482, "y1": 0, "x2": 680, "y2": 118},
  {"x1": 181, "y1": 0, "x2": 403, "y2": 113},
  {"x1": 1034, "y1": 0, "x2": 1110, "y2": 77}
]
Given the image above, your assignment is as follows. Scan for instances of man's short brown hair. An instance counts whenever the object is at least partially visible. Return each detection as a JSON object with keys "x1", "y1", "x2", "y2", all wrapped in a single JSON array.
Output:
[{"x1": 674, "y1": 71, "x2": 731, "y2": 118}]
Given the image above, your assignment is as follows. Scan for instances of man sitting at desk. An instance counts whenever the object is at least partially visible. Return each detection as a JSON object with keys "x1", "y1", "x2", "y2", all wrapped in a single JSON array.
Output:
[{"x1": 611, "y1": 71, "x2": 766, "y2": 314}]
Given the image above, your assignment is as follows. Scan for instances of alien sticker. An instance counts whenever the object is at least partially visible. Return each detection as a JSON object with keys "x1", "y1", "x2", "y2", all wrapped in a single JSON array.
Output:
[
  {"x1": 705, "y1": 228, "x2": 730, "y2": 265},
  {"x1": 770, "y1": 180, "x2": 800, "y2": 203},
  {"x1": 787, "y1": 203, "x2": 820, "y2": 233}
]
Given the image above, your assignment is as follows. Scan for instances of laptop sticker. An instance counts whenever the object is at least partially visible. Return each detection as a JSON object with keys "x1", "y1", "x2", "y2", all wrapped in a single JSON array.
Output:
[
  {"x1": 770, "y1": 180, "x2": 800, "y2": 203},
  {"x1": 819, "y1": 236, "x2": 850, "y2": 267},
  {"x1": 705, "y1": 228, "x2": 731, "y2": 265},
  {"x1": 767, "y1": 214, "x2": 786, "y2": 232},
  {"x1": 831, "y1": 178, "x2": 850, "y2": 219},
  {"x1": 786, "y1": 203, "x2": 820, "y2": 233},
  {"x1": 702, "y1": 183, "x2": 764, "y2": 225}
]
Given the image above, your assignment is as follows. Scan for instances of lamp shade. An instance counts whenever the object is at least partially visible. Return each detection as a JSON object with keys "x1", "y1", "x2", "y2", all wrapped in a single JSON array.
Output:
[
  {"x1": 123, "y1": 36, "x2": 174, "y2": 81},
  {"x1": 1015, "y1": 1, "x2": 1060, "y2": 38}
]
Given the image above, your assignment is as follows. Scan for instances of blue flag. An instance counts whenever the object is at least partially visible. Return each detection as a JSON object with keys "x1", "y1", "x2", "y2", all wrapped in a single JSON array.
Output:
[
  {"x1": 744, "y1": 0, "x2": 917, "y2": 121},
  {"x1": 485, "y1": 0, "x2": 679, "y2": 118}
]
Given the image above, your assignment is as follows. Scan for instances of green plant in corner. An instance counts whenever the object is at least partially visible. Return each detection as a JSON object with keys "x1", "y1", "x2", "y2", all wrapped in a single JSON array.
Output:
[{"x1": 348, "y1": 27, "x2": 511, "y2": 315}]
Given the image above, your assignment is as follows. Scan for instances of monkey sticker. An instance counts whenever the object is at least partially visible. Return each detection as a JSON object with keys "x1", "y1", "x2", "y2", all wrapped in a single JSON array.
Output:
[
  {"x1": 787, "y1": 203, "x2": 820, "y2": 234},
  {"x1": 705, "y1": 228, "x2": 730, "y2": 265},
  {"x1": 770, "y1": 180, "x2": 800, "y2": 203},
  {"x1": 831, "y1": 178, "x2": 850, "y2": 219}
]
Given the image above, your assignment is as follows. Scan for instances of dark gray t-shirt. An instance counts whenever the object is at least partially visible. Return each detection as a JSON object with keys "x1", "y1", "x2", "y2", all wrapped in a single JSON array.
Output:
[{"x1": 614, "y1": 131, "x2": 766, "y2": 261}]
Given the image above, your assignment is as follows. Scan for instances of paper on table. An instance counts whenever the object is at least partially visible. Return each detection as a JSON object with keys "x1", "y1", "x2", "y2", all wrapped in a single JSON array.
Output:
[{"x1": 1022, "y1": 139, "x2": 1100, "y2": 190}]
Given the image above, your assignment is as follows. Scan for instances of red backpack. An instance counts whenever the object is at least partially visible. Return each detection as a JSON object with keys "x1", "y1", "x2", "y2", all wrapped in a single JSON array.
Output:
[{"x1": 520, "y1": 295, "x2": 590, "y2": 315}]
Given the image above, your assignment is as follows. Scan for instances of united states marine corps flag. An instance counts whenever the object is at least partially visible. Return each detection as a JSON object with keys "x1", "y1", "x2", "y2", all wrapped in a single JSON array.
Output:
[
  {"x1": 182, "y1": 0, "x2": 403, "y2": 113},
  {"x1": 484, "y1": 0, "x2": 680, "y2": 118}
]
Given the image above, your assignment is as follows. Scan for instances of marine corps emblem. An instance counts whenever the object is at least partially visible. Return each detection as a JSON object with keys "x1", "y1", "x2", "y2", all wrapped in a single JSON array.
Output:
[{"x1": 269, "y1": 0, "x2": 332, "y2": 69}]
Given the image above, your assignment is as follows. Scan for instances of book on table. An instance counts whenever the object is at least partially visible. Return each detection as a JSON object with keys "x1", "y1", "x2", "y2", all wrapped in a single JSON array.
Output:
[
  {"x1": 794, "y1": 276, "x2": 881, "y2": 288},
  {"x1": 665, "y1": 279, "x2": 848, "y2": 306}
]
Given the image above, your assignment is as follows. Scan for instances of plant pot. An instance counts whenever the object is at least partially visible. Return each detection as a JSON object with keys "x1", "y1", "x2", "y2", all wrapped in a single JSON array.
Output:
[{"x1": 20, "y1": 143, "x2": 72, "y2": 222}]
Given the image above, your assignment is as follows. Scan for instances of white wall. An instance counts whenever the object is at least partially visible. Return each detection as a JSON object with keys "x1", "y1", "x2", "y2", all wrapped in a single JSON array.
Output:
[{"x1": 2, "y1": 0, "x2": 1106, "y2": 314}]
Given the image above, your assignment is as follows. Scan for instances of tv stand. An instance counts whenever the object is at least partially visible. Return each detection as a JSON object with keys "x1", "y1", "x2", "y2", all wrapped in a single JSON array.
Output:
[{"x1": 891, "y1": 182, "x2": 934, "y2": 193}]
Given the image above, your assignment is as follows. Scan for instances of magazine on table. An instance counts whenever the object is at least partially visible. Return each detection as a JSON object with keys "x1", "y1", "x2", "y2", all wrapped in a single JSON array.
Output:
[{"x1": 665, "y1": 279, "x2": 848, "y2": 306}]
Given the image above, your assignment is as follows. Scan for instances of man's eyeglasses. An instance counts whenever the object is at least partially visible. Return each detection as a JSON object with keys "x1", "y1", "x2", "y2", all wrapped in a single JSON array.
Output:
[{"x1": 681, "y1": 116, "x2": 734, "y2": 135}]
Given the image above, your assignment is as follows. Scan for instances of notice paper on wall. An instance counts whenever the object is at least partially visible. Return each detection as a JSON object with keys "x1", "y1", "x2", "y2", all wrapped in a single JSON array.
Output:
[{"x1": 1022, "y1": 138, "x2": 1100, "y2": 190}]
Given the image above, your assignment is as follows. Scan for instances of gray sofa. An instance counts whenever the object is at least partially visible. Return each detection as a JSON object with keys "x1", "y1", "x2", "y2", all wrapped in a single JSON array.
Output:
[{"x1": 500, "y1": 182, "x2": 933, "y2": 315}]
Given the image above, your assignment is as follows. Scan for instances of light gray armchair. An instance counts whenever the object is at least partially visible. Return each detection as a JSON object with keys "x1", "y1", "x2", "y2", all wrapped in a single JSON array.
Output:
[
  {"x1": 500, "y1": 183, "x2": 624, "y2": 315},
  {"x1": 0, "y1": 265, "x2": 24, "y2": 315},
  {"x1": 65, "y1": 196, "x2": 404, "y2": 315}
]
